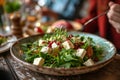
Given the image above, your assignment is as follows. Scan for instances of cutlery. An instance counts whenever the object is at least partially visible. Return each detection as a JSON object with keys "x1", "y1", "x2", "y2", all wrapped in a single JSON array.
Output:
[{"x1": 80, "y1": 10, "x2": 108, "y2": 31}]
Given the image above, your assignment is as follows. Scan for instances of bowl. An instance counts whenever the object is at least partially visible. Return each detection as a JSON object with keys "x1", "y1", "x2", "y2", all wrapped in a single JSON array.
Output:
[{"x1": 10, "y1": 32, "x2": 116, "y2": 76}]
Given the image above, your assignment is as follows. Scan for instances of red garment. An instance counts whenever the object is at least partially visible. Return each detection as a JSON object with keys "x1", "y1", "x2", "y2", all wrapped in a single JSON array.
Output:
[{"x1": 76, "y1": 0, "x2": 120, "y2": 51}]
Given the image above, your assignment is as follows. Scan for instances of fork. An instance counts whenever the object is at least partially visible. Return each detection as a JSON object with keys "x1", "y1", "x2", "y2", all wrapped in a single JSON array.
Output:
[{"x1": 80, "y1": 10, "x2": 108, "y2": 31}]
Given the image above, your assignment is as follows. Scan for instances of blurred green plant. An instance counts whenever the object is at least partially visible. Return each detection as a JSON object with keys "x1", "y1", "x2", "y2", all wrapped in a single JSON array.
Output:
[{"x1": 4, "y1": 0, "x2": 21, "y2": 13}]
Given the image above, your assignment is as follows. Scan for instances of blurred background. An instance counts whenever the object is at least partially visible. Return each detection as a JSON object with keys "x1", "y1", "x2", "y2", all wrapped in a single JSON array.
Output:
[{"x1": 0, "y1": 0, "x2": 89, "y2": 38}]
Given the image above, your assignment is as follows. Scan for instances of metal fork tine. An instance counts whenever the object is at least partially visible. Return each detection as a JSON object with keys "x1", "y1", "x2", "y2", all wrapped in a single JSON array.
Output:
[{"x1": 79, "y1": 10, "x2": 108, "y2": 31}]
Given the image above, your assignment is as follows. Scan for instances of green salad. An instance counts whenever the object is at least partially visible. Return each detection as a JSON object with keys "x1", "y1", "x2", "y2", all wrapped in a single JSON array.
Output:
[{"x1": 21, "y1": 29, "x2": 103, "y2": 68}]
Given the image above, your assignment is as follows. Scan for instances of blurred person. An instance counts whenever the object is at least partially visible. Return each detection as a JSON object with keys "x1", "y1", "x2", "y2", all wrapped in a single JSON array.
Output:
[
  {"x1": 40, "y1": 0, "x2": 83, "y2": 22},
  {"x1": 24, "y1": 0, "x2": 83, "y2": 22},
  {"x1": 75, "y1": 0, "x2": 120, "y2": 53},
  {"x1": 52, "y1": 0, "x2": 120, "y2": 53}
]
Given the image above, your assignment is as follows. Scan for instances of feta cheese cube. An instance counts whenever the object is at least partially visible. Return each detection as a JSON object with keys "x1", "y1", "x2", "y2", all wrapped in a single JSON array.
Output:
[
  {"x1": 62, "y1": 40, "x2": 74, "y2": 50},
  {"x1": 51, "y1": 42, "x2": 59, "y2": 56},
  {"x1": 33, "y1": 57, "x2": 44, "y2": 66},
  {"x1": 51, "y1": 42, "x2": 58, "y2": 49},
  {"x1": 39, "y1": 39, "x2": 46, "y2": 46},
  {"x1": 83, "y1": 59, "x2": 94, "y2": 66},
  {"x1": 75, "y1": 48, "x2": 86, "y2": 59},
  {"x1": 40, "y1": 46, "x2": 50, "y2": 53}
]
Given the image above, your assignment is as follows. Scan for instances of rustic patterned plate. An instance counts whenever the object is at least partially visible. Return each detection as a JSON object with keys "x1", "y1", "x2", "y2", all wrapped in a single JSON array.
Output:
[
  {"x1": 10, "y1": 32, "x2": 116, "y2": 76},
  {"x1": 0, "y1": 35, "x2": 17, "y2": 54}
]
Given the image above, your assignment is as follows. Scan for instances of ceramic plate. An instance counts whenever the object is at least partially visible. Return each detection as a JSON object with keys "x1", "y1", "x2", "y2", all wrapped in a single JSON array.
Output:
[
  {"x1": 0, "y1": 35, "x2": 17, "y2": 54},
  {"x1": 10, "y1": 32, "x2": 116, "y2": 76}
]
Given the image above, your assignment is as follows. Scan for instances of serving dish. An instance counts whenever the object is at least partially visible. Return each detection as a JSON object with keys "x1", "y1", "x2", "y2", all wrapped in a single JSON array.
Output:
[{"x1": 10, "y1": 31, "x2": 116, "y2": 76}]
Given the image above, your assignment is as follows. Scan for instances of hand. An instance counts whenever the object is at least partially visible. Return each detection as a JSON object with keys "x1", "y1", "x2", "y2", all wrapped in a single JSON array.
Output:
[{"x1": 107, "y1": 2, "x2": 120, "y2": 33}]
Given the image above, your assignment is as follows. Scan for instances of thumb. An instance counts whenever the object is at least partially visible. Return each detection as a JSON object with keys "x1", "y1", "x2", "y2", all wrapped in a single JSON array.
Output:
[{"x1": 108, "y1": 1, "x2": 115, "y2": 7}]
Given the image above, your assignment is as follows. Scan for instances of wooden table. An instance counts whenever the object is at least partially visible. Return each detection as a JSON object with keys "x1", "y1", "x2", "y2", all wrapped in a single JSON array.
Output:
[{"x1": 0, "y1": 50, "x2": 120, "y2": 80}]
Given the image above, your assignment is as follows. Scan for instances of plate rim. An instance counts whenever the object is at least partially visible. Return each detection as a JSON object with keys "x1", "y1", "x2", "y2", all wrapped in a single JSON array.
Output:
[{"x1": 0, "y1": 35, "x2": 17, "y2": 54}]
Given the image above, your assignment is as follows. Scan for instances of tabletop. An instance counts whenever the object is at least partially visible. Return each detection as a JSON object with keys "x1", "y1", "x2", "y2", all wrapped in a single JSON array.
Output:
[{"x1": 0, "y1": 50, "x2": 120, "y2": 80}]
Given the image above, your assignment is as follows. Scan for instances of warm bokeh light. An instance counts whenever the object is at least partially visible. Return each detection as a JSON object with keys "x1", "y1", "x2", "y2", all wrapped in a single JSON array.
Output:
[{"x1": 0, "y1": 0, "x2": 5, "y2": 5}]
